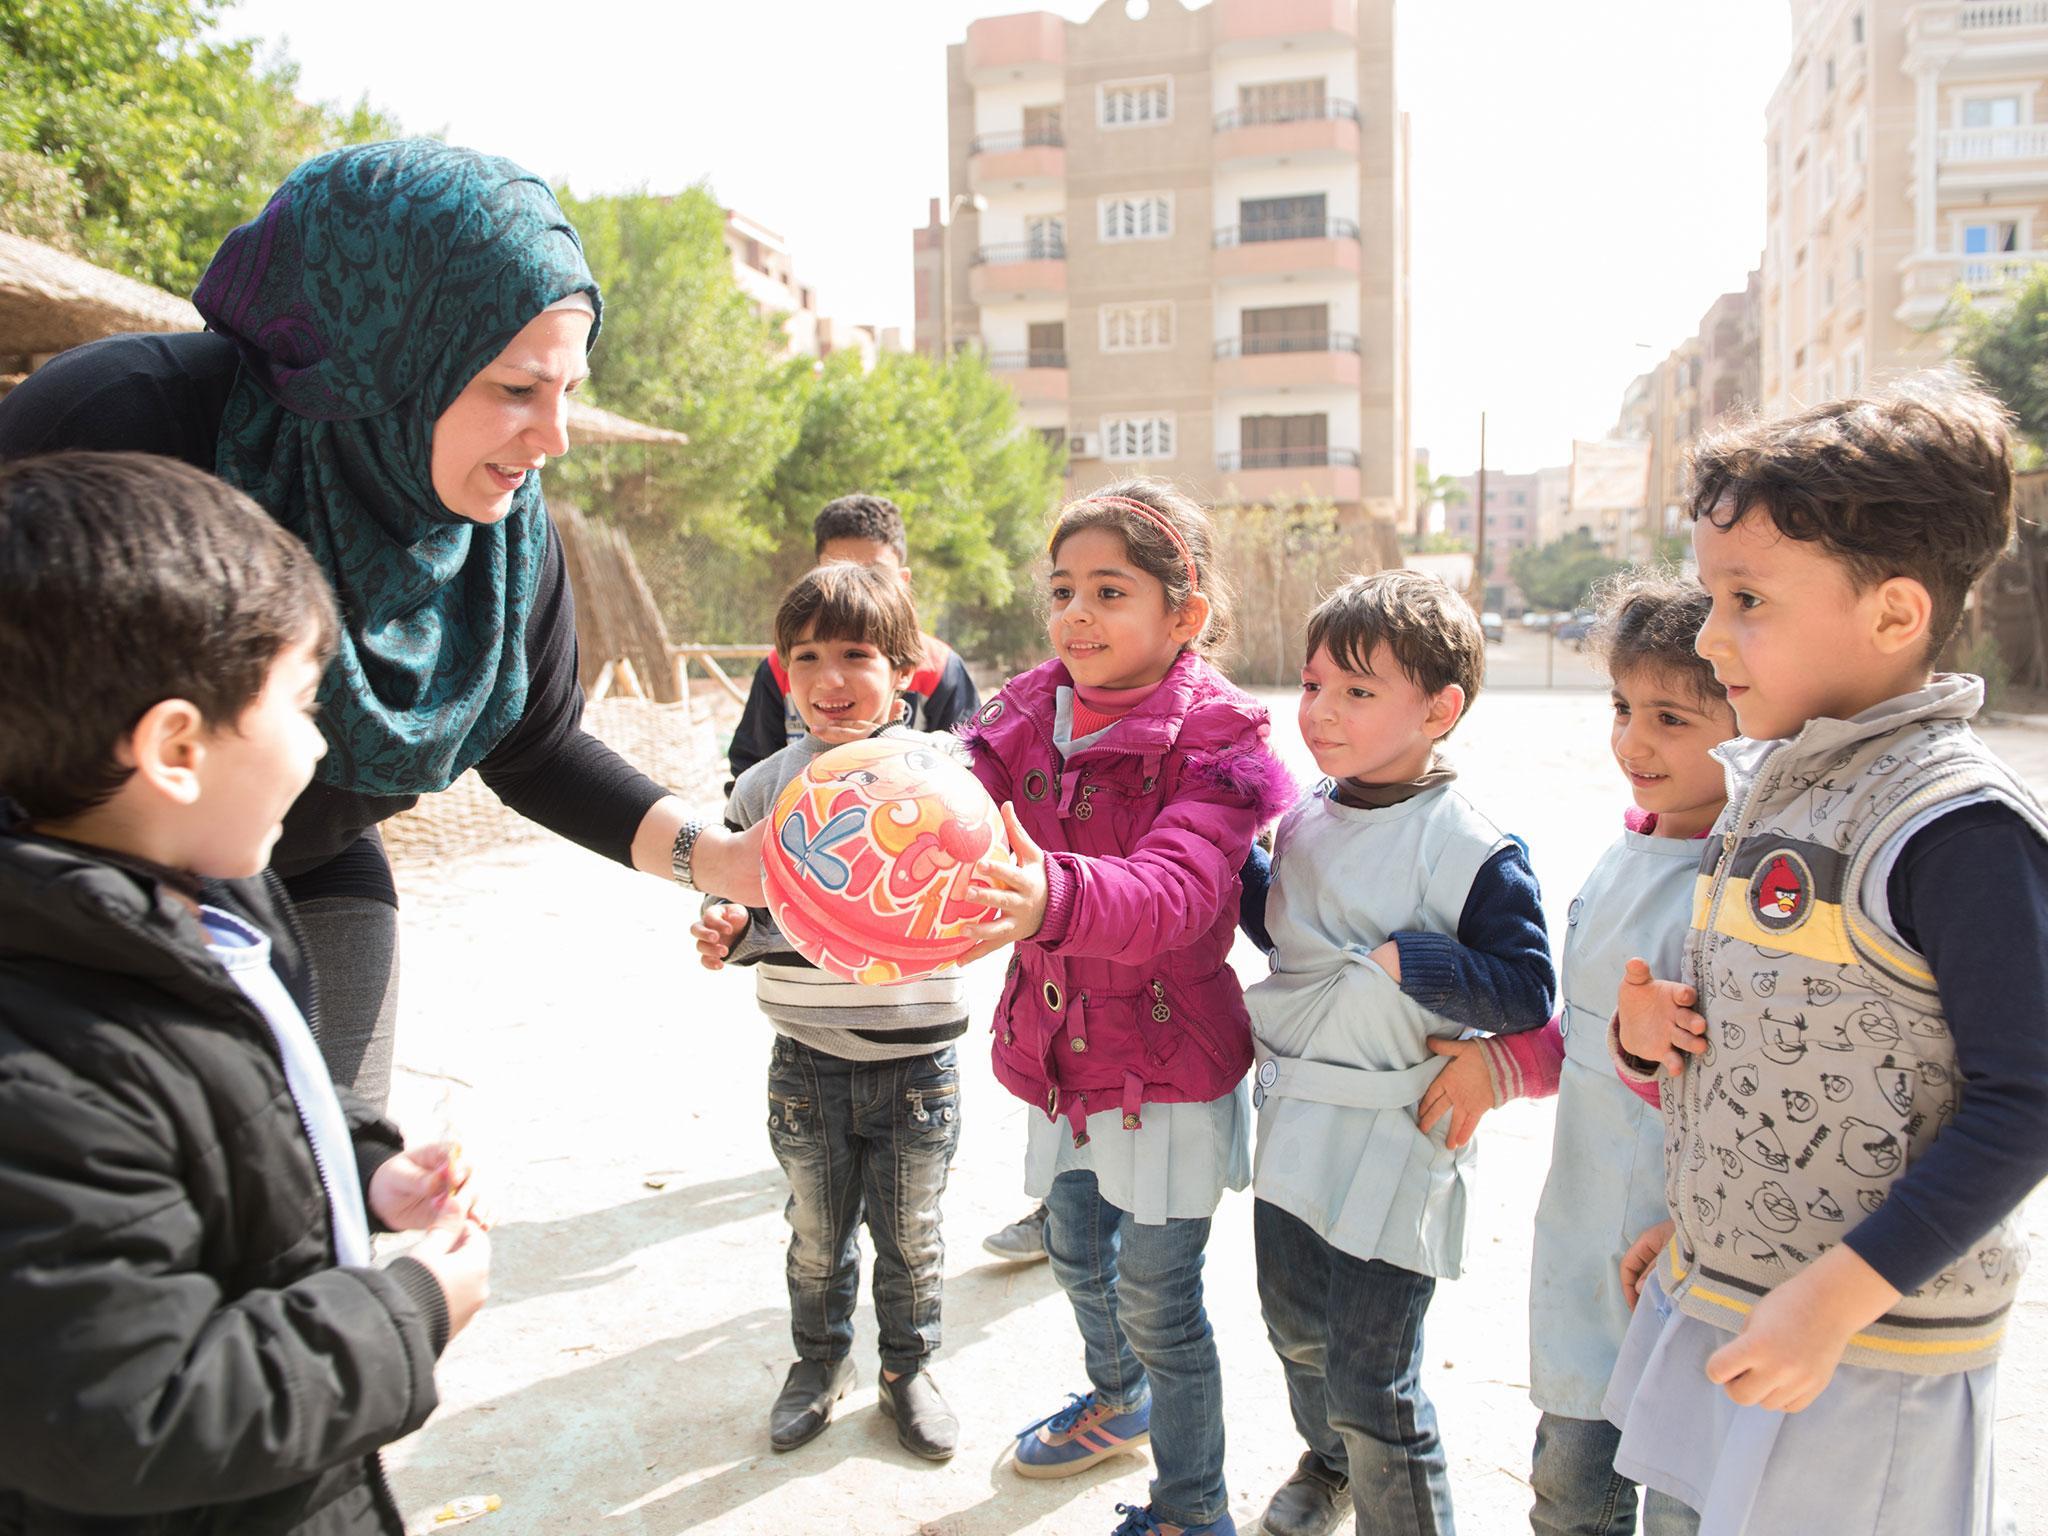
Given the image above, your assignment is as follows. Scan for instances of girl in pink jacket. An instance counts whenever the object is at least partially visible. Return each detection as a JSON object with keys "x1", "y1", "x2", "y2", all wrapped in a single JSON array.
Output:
[{"x1": 959, "y1": 480, "x2": 1294, "y2": 1536}]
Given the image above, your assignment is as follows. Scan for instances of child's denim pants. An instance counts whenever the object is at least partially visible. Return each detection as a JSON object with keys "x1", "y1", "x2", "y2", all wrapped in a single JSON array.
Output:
[
  {"x1": 1043, "y1": 1168, "x2": 1228, "y2": 1531},
  {"x1": 767, "y1": 1035, "x2": 960, "y2": 1376},
  {"x1": 1254, "y1": 1196, "x2": 1454, "y2": 1536}
]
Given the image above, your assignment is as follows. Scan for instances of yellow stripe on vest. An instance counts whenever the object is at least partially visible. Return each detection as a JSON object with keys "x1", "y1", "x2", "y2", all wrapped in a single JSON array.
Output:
[
  {"x1": 1711, "y1": 876, "x2": 1857, "y2": 966},
  {"x1": 1664, "y1": 1240, "x2": 2007, "y2": 1358}
]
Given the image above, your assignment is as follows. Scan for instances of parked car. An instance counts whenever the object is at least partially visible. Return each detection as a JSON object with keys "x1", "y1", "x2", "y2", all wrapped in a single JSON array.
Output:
[
  {"x1": 1481, "y1": 611, "x2": 1505, "y2": 643},
  {"x1": 1554, "y1": 610, "x2": 1597, "y2": 647},
  {"x1": 1521, "y1": 610, "x2": 1556, "y2": 629}
]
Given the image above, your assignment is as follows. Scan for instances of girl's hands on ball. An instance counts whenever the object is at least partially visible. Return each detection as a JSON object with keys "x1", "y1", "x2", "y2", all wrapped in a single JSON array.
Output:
[{"x1": 957, "y1": 804, "x2": 1047, "y2": 964}]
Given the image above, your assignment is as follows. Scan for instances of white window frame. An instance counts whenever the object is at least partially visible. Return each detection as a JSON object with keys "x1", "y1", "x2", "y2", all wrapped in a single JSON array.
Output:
[
  {"x1": 1851, "y1": 241, "x2": 1866, "y2": 281},
  {"x1": 1955, "y1": 87, "x2": 2030, "y2": 129},
  {"x1": 1099, "y1": 301, "x2": 1176, "y2": 352},
  {"x1": 1818, "y1": 153, "x2": 1838, "y2": 210},
  {"x1": 1848, "y1": 112, "x2": 1867, "y2": 165},
  {"x1": 1099, "y1": 76, "x2": 1173, "y2": 129},
  {"x1": 1101, "y1": 413, "x2": 1176, "y2": 462},
  {"x1": 1023, "y1": 213, "x2": 1066, "y2": 257},
  {"x1": 1098, "y1": 193, "x2": 1174, "y2": 243},
  {"x1": 1818, "y1": 362, "x2": 1837, "y2": 400},
  {"x1": 1842, "y1": 342, "x2": 1865, "y2": 397}
]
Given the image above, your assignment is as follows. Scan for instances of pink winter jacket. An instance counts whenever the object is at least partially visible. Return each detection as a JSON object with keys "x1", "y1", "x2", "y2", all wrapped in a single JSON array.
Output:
[{"x1": 960, "y1": 651, "x2": 1296, "y2": 1142}]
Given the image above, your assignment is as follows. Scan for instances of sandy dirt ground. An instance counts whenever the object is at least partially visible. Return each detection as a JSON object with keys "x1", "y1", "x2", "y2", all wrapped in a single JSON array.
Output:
[{"x1": 377, "y1": 688, "x2": 2048, "y2": 1535}]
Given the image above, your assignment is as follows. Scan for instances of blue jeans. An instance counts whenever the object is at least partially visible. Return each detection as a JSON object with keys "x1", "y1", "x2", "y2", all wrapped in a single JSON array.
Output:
[
  {"x1": 1530, "y1": 1413, "x2": 1700, "y2": 1536},
  {"x1": 1043, "y1": 1169, "x2": 1227, "y2": 1530},
  {"x1": 766, "y1": 1036, "x2": 960, "y2": 1376},
  {"x1": 1254, "y1": 1198, "x2": 1454, "y2": 1536}
]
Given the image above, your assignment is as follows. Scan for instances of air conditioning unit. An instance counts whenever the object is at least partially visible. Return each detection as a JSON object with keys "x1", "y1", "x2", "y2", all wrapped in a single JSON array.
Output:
[{"x1": 1068, "y1": 432, "x2": 1101, "y2": 459}]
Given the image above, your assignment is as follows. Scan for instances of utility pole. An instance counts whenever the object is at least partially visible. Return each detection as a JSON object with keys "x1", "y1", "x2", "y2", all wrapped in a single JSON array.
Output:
[{"x1": 1471, "y1": 410, "x2": 1488, "y2": 616}]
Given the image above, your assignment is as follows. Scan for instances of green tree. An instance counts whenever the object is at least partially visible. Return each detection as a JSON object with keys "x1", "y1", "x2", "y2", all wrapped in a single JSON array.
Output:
[
  {"x1": 753, "y1": 349, "x2": 1061, "y2": 665},
  {"x1": 0, "y1": 0, "x2": 398, "y2": 289},
  {"x1": 1510, "y1": 530, "x2": 1626, "y2": 614},
  {"x1": 1413, "y1": 462, "x2": 1468, "y2": 542},
  {"x1": 1953, "y1": 265, "x2": 2048, "y2": 458}
]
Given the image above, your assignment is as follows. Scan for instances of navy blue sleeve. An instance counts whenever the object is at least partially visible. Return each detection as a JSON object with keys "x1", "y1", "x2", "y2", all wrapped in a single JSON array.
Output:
[
  {"x1": 1392, "y1": 843, "x2": 1555, "y2": 1035},
  {"x1": 921, "y1": 651, "x2": 982, "y2": 734},
  {"x1": 1238, "y1": 841, "x2": 1274, "y2": 954},
  {"x1": 1842, "y1": 801, "x2": 2048, "y2": 1293},
  {"x1": 726, "y1": 657, "x2": 789, "y2": 792}
]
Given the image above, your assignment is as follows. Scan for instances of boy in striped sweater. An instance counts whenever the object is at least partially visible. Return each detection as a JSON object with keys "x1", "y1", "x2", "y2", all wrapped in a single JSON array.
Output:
[{"x1": 693, "y1": 562, "x2": 966, "y2": 1463}]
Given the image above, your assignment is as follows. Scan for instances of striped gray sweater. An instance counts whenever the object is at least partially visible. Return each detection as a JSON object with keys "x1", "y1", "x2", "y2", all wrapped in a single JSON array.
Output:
[{"x1": 712, "y1": 725, "x2": 969, "y2": 1062}]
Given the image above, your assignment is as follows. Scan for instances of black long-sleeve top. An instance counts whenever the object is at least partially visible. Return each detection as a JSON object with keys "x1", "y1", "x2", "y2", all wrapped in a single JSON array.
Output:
[{"x1": 0, "y1": 332, "x2": 668, "y2": 905}]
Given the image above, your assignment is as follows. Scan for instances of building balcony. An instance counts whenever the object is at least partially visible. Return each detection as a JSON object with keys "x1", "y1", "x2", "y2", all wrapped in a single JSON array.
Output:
[
  {"x1": 1910, "y1": 5, "x2": 2048, "y2": 72},
  {"x1": 1213, "y1": 100, "x2": 1360, "y2": 164},
  {"x1": 969, "y1": 130, "x2": 1066, "y2": 193},
  {"x1": 1212, "y1": 0, "x2": 1357, "y2": 52},
  {"x1": 1894, "y1": 250, "x2": 2048, "y2": 326},
  {"x1": 964, "y1": 12, "x2": 1064, "y2": 85},
  {"x1": 986, "y1": 351, "x2": 1069, "y2": 402},
  {"x1": 1212, "y1": 219, "x2": 1362, "y2": 283},
  {"x1": 1214, "y1": 447, "x2": 1363, "y2": 505},
  {"x1": 1212, "y1": 332, "x2": 1361, "y2": 392},
  {"x1": 970, "y1": 241, "x2": 1067, "y2": 304},
  {"x1": 1936, "y1": 124, "x2": 2048, "y2": 194}
]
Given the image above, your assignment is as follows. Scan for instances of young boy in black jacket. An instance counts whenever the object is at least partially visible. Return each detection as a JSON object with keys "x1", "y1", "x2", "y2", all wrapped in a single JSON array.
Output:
[{"x1": 0, "y1": 453, "x2": 490, "y2": 1535}]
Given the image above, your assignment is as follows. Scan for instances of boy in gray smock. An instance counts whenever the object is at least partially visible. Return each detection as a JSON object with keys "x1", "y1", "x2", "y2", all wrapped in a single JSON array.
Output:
[{"x1": 1240, "y1": 572, "x2": 1556, "y2": 1536}]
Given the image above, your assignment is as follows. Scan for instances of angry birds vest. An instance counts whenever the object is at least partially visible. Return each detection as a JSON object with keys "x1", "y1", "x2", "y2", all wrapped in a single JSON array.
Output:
[{"x1": 1665, "y1": 675, "x2": 2048, "y2": 1374}]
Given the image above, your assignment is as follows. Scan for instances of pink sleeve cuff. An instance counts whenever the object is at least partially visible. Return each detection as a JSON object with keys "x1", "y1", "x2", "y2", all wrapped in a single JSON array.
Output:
[
  {"x1": 1479, "y1": 1018, "x2": 1565, "y2": 1105},
  {"x1": 1035, "y1": 852, "x2": 1077, "y2": 947},
  {"x1": 1607, "y1": 1011, "x2": 1667, "y2": 1104}
]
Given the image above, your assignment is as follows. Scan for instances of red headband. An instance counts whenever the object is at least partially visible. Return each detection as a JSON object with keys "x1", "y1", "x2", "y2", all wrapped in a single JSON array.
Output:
[{"x1": 1072, "y1": 495, "x2": 1201, "y2": 592}]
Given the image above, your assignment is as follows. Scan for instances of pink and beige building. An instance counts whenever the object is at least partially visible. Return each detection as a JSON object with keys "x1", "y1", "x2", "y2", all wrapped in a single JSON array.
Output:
[
  {"x1": 1763, "y1": 0, "x2": 2048, "y2": 412},
  {"x1": 913, "y1": 0, "x2": 1411, "y2": 539}
]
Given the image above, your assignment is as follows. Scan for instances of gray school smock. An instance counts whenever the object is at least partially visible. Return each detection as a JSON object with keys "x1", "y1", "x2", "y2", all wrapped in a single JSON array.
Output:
[
  {"x1": 1244, "y1": 782, "x2": 1508, "y2": 1279},
  {"x1": 1530, "y1": 823, "x2": 1698, "y2": 1418},
  {"x1": 1604, "y1": 1261, "x2": 2007, "y2": 1536}
]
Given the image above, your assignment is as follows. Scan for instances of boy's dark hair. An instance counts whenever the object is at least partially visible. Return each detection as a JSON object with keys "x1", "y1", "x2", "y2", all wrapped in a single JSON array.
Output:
[
  {"x1": 1306, "y1": 569, "x2": 1485, "y2": 734},
  {"x1": 1047, "y1": 477, "x2": 1234, "y2": 655},
  {"x1": 813, "y1": 494, "x2": 908, "y2": 563},
  {"x1": 1590, "y1": 569, "x2": 1728, "y2": 710},
  {"x1": 774, "y1": 560, "x2": 923, "y2": 671},
  {"x1": 0, "y1": 452, "x2": 339, "y2": 821},
  {"x1": 1687, "y1": 371, "x2": 2016, "y2": 659}
]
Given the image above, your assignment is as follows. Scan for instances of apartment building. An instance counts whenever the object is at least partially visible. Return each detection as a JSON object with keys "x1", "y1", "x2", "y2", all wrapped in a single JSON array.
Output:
[
  {"x1": 1763, "y1": 0, "x2": 2048, "y2": 414},
  {"x1": 1605, "y1": 272, "x2": 1761, "y2": 554},
  {"x1": 1449, "y1": 468, "x2": 1543, "y2": 611},
  {"x1": 727, "y1": 209, "x2": 902, "y2": 368},
  {"x1": 915, "y1": 0, "x2": 1410, "y2": 537}
]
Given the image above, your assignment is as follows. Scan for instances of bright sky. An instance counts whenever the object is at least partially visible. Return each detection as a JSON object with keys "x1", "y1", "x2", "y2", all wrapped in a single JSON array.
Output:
[{"x1": 222, "y1": 0, "x2": 1789, "y2": 476}]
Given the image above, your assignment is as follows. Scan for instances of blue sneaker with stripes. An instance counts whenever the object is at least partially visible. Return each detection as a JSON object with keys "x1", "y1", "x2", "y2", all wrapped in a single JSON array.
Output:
[
  {"x1": 1012, "y1": 1390, "x2": 1151, "y2": 1478},
  {"x1": 1110, "y1": 1501, "x2": 1239, "y2": 1536}
]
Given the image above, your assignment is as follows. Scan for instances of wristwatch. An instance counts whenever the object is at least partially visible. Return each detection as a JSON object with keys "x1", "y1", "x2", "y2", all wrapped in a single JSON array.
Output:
[{"x1": 670, "y1": 818, "x2": 706, "y2": 890}]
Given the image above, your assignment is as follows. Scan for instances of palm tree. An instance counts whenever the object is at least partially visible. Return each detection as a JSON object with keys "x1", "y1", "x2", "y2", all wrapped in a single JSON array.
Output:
[{"x1": 1413, "y1": 464, "x2": 1469, "y2": 543}]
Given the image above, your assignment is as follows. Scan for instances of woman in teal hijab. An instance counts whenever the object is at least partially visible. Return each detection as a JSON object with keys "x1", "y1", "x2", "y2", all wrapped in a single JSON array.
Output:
[{"x1": 0, "y1": 139, "x2": 765, "y2": 1106}]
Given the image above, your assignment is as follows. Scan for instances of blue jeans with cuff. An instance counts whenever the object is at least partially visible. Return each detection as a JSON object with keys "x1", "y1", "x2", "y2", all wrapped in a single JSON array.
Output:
[
  {"x1": 767, "y1": 1036, "x2": 959, "y2": 1376},
  {"x1": 1255, "y1": 1196, "x2": 1454, "y2": 1536},
  {"x1": 1043, "y1": 1168, "x2": 1228, "y2": 1530}
]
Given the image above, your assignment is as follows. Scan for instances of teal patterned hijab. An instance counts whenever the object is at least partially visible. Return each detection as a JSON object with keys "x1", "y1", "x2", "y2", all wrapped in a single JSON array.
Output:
[{"x1": 193, "y1": 139, "x2": 602, "y2": 796}]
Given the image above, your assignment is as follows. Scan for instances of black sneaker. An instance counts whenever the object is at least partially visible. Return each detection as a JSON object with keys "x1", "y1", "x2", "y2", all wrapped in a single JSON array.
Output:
[{"x1": 982, "y1": 1202, "x2": 1050, "y2": 1262}]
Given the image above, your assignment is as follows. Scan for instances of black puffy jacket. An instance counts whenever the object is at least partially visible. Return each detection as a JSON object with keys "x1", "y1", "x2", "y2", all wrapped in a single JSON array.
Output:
[{"x1": 0, "y1": 829, "x2": 445, "y2": 1534}]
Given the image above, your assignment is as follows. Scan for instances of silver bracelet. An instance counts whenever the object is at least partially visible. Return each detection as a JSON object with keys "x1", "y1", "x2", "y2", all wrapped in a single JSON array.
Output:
[{"x1": 670, "y1": 818, "x2": 706, "y2": 889}]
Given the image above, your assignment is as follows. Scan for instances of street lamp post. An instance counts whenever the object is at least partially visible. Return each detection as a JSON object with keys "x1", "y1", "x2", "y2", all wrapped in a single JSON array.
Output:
[{"x1": 937, "y1": 191, "x2": 986, "y2": 364}]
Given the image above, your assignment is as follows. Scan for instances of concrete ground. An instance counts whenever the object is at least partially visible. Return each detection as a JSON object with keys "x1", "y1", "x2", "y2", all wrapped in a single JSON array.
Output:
[{"x1": 380, "y1": 684, "x2": 2048, "y2": 1535}]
